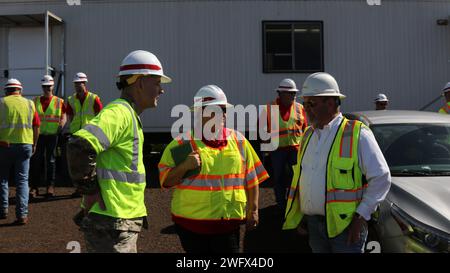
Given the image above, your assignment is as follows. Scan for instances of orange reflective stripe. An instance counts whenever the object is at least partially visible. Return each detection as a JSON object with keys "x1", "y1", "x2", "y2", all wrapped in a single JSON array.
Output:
[
  {"x1": 287, "y1": 186, "x2": 297, "y2": 200},
  {"x1": 246, "y1": 170, "x2": 269, "y2": 188},
  {"x1": 246, "y1": 160, "x2": 263, "y2": 173}
]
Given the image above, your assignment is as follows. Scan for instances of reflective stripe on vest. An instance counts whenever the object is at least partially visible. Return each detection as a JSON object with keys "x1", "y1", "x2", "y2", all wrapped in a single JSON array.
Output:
[
  {"x1": 0, "y1": 96, "x2": 34, "y2": 144},
  {"x1": 283, "y1": 118, "x2": 365, "y2": 238},
  {"x1": 34, "y1": 96, "x2": 63, "y2": 135},
  {"x1": 69, "y1": 92, "x2": 98, "y2": 133},
  {"x1": 84, "y1": 99, "x2": 146, "y2": 219},
  {"x1": 171, "y1": 129, "x2": 248, "y2": 220},
  {"x1": 267, "y1": 101, "x2": 304, "y2": 147},
  {"x1": 87, "y1": 101, "x2": 142, "y2": 183}
]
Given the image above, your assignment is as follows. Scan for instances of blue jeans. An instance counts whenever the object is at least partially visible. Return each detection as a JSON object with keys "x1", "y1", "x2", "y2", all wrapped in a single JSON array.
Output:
[
  {"x1": 270, "y1": 149, "x2": 297, "y2": 210},
  {"x1": 0, "y1": 144, "x2": 32, "y2": 218},
  {"x1": 305, "y1": 215, "x2": 368, "y2": 253}
]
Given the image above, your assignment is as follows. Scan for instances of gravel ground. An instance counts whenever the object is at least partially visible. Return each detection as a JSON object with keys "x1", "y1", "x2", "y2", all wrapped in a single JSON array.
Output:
[{"x1": 0, "y1": 187, "x2": 310, "y2": 253}]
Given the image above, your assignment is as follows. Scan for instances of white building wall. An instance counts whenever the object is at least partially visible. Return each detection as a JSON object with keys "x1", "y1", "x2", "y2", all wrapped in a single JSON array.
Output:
[{"x1": 0, "y1": 0, "x2": 449, "y2": 131}]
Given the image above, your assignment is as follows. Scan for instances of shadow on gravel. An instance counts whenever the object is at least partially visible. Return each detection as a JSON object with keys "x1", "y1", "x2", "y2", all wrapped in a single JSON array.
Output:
[{"x1": 243, "y1": 205, "x2": 311, "y2": 253}]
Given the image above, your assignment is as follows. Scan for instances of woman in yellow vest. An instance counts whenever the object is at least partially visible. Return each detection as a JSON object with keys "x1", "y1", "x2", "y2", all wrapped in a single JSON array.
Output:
[
  {"x1": 29, "y1": 75, "x2": 66, "y2": 198},
  {"x1": 159, "y1": 85, "x2": 269, "y2": 253}
]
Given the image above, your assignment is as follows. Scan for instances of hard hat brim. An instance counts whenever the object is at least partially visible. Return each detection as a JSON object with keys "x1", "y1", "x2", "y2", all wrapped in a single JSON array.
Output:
[
  {"x1": 301, "y1": 93, "x2": 346, "y2": 99},
  {"x1": 275, "y1": 88, "x2": 299, "y2": 92},
  {"x1": 190, "y1": 102, "x2": 234, "y2": 111},
  {"x1": 161, "y1": 74, "x2": 172, "y2": 84}
]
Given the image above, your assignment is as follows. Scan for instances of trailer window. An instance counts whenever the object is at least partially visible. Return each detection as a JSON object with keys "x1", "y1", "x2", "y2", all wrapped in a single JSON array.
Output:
[{"x1": 263, "y1": 21, "x2": 324, "y2": 73}]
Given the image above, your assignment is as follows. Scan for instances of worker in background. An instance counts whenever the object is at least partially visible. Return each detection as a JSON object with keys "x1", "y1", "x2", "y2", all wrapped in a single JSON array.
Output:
[
  {"x1": 283, "y1": 72, "x2": 391, "y2": 253},
  {"x1": 29, "y1": 75, "x2": 66, "y2": 199},
  {"x1": 66, "y1": 72, "x2": 103, "y2": 197},
  {"x1": 374, "y1": 93, "x2": 389, "y2": 110},
  {"x1": 265, "y1": 79, "x2": 307, "y2": 212},
  {"x1": 0, "y1": 79, "x2": 40, "y2": 225},
  {"x1": 438, "y1": 82, "x2": 450, "y2": 114},
  {"x1": 159, "y1": 85, "x2": 269, "y2": 253},
  {"x1": 66, "y1": 50, "x2": 171, "y2": 253}
]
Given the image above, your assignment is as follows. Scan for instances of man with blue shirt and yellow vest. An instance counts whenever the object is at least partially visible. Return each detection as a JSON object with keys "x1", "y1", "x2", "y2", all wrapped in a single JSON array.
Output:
[
  {"x1": 438, "y1": 82, "x2": 450, "y2": 114},
  {"x1": 0, "y1": 79, "x2": 40, "y2": 225},
  {"x1": 29, "y1": 75, "x2": 66, "y2": 198},
  {"x1": 282, "y1": 72, "x2": 391, "y2": 253},
  {"x1": 66, "y1": 50, "x2": 171, "y2": 253},
  {"x1": 265, "y1": 79, "x2": 307, "y2": 212},
  {"x1": 159, "y1": 85, "x2": 269, "y2": 253}
]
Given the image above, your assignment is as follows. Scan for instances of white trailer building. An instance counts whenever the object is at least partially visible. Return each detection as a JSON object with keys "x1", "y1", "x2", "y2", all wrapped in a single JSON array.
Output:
[{"x1": 1, "y1": 0, "x2": 450, "y2": 135}]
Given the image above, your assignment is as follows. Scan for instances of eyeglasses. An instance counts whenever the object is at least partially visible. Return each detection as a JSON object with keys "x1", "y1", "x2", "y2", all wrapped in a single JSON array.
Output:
[{"x1": 303, "y1": 100, "x2": 320, "y2": 108}]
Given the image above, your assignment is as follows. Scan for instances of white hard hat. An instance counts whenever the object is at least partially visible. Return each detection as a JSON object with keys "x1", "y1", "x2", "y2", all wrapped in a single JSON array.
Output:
[
  {"x1": 118, "y1": 50, "x2": 172, "y2": 83},
  {"x1": 73, "y1": 72, "x2": 88, "y2": 83},
  {"x1": 4, "y1": 78, "x2": 22, "y2": 90},
  {"x1": 276, "y1": 78, "x2": 299, "y2": 92},
  {"x1": 301, "y1": 72, "x2": 346, "y2": 98},
  {"x1": 192, "y1": 85, "x2": 233, "y2": 108},
  {"x1": 374, "y1": 93, "x2": 389, "y2": 102},
  {"x1": 41, "y1": 75, "x2": 54, "y2": 86},
  {"x1": 442, "y1": 82, "x2": 450, "y2": 94}
]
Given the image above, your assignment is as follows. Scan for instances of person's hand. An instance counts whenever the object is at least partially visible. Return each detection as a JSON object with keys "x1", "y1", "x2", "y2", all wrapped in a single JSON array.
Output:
[
  {"x1": 182, "y1": 151, "x2": 201, "y2": 171},
  {"x1": 347, "y1": 213, "x2": 368, "y2": 245},
  {"x1": 246, "y1": 210, "x2": 259, "y2": 231},
  {"x1": 82, "y1": 191, "x2": 106, "y2": 215},
  {"x1": 32, "y1": 144, "x2": 36, "y2": 155}
]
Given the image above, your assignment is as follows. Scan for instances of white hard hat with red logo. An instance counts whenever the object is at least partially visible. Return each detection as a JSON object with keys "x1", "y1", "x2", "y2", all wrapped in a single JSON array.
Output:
[
  {"x1": 275, "y1": 78, "x2": 299, "y2": 92},
  {"x1": 118, "y1": 50, "x2": 172, "y2": 83},
  {"x1": 192, "y1": 85, "x2": 233, "y2": 109},
  {"x1": 41, "y1": 75, "x2": 54, "y2": 86},
  {"x1": 73, "y1": 72, "x2": 88, "y2": 83},
  {"x1": 4, "y1": 78, "x2": 23, "y2": 90}
]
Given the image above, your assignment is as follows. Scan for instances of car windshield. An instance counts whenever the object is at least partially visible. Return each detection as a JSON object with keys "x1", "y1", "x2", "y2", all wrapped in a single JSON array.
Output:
[{"x1": 371, "y1": 123, "x2": 450, "y2": 176}]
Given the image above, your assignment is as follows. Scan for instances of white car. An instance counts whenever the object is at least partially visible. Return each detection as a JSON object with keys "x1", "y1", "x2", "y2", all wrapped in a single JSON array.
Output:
[{"x1": 345, "y1": 110, "x2": 450, "y2": 253}]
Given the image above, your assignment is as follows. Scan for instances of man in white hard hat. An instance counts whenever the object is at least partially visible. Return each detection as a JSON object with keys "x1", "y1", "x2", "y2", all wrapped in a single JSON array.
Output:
[
  {"x1": 0, "y1": 79, "x2": 40, "y2": 225},
  {"x1": 66, "y1": 50, "x2": 171, "y2": 253},
  {"x1": 29, "y1": 75, "x2": 66, "y2": 199},
  {"x1": 66, "y1": 72, "x2": 103, "y2": 134},
  {"x1": 282, "y1": 72, "x2": 391, "y2": 253},
  {"x1": 438, "y1": 82, "x2": 450, "y2": 114},
  {"x1": 374, "y1": 93, "x2": 389, "y2": 110},
  {"x1": 264, "y1": 78, "x2": 307, "y2": 211},
  {"x1": 158, "y1": 85, "x2": 268, "y2": 253},
  {"x1": 66, "y1": 72, "x2": 103, "y2": 197}
]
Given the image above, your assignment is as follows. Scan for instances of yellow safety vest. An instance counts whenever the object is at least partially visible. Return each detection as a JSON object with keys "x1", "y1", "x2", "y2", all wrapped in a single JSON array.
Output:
[
  {"x1": 0, "y1": 95, "x2": 35, "y2": 144},
  {"x1": 283, "y1": 118, "x2": 367, "y2": 238},
  {"x1": 34, "y1": 96, "x2": 64, "y2": 135},
  {"x1": 266, "y1": 101, "x2": 306, "y2": 148},
  {"x1": 68, "y1": 91, "x2": 99, "y2": 133},
  {"x1": 170, "y1": 130, "x2": 248, "y2": 221},
  {"x1": 74, "y1": 99, "x2": 146, "y2": 219},
  {"x1": 438, "y1": 102, "x2": 450, "y2": 114}
]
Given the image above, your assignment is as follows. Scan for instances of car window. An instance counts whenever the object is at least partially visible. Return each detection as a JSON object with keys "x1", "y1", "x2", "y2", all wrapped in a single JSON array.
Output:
[{"x1": 371, "y1": 124, "x2": 450, "y2": 175}]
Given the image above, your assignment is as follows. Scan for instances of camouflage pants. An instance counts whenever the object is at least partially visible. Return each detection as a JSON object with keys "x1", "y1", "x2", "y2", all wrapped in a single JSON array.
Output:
[{"x1": 80, "y1": 213, "x2": 144, "y2": 253}]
